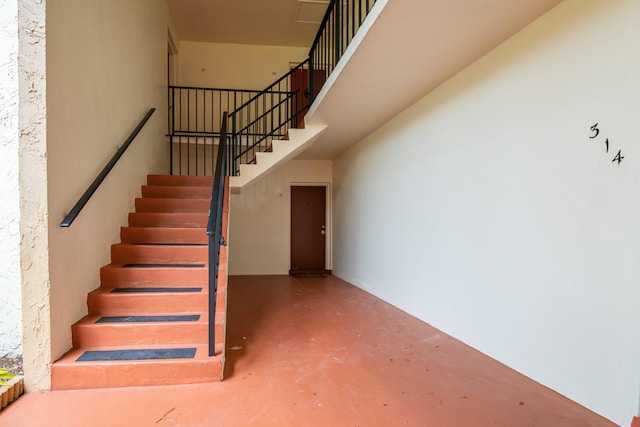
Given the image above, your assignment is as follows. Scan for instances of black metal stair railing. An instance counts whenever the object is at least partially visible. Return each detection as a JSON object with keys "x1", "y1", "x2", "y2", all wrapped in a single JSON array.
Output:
[
  {"x1": 227, "y1": 59, "x2": 311, "y2": 175},
  {"x1": 206, "y1": 111, "x2": 228, "y2": 357},
  {"x1": 308, "y1": 0, "x2": 377, "y2": 105},
  {"x1": 168, "y1": 86, "x2": 261, "y2": 175},
  {"x1": 170, "y1": 0, "x2": 378, "y2": 179},
  {"x1": 227, "y1": 0, "x2": 378, "y2": 175},
  {"x1": 203, "y1": 0, "x2": 378, "y2": 356}
]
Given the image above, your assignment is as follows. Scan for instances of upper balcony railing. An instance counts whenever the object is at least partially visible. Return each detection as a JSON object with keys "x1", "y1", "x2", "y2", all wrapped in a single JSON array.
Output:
[
  {"x1": 225, "y1": 0, "x2": 377, "y2": 175},
  {"x1": 227, "y1": 59, "x2": 311, "y2": 175},
  {"x1": 168, "y1": 86, "x2": 261, "y2": 175},
  {"x1": 308, "y1": 0, "x2": 377, "y2": 104},
  {"x1": 168, "y1": 0, "x2": 377, "y2": 177}
]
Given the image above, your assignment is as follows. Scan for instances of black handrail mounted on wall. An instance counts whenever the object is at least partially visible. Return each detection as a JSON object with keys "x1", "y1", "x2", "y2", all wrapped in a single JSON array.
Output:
[{"x1": 60, "y1": 108, "x2": 156, "y2": 227}]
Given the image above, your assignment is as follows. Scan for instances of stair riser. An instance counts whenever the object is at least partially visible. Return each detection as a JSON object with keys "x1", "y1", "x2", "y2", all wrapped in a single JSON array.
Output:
[
  {"x1": 83, "y1": 292, "x2": 227, "y2": 326},
  {"x1": 51, "y1": 357, "x2": 223, "y2": 390},
  {"x1": 110, "y1": 244, "x2": 207, "y2": 265},
  {"x1": 128, "y1": 212, "x2": 208, "y2": 228},
  {"x1": 120, "y1": 227, "x2": 208, "y2": 244},
  {"x1": 71, "y1": 322, "x2": 225, "y2": 347},
  {"x1": 135, "y1": 198, "x2": 210, "y2": 213},
  {"x1": 141, "y1": 186, "x2": 212, "y2": 199},
  {"x1": 100, "y1": 266, "x2": 208, "y2": 287},
  {"x1": 147, "y1": 175, "x2": 214, "y2": 187},
  {"x1": 87, "y1": 293, "x2": 208, "y2": 315}
]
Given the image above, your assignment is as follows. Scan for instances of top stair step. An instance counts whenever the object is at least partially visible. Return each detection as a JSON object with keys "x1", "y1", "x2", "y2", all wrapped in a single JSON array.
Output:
[{"x1": 147, "y1": 175, "x2": 214, "y2": 187}]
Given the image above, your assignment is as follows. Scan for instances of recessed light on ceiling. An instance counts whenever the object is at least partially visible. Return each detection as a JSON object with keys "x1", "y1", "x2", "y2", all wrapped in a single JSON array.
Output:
[{"x1": 296, "y1": 0, "x2": 330, "y2": 24}]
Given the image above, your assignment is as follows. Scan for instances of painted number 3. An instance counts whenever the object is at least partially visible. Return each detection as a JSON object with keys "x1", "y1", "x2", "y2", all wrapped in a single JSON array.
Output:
[{"x1": 589, "y1": 123, "x2": 624, "y2": 165}]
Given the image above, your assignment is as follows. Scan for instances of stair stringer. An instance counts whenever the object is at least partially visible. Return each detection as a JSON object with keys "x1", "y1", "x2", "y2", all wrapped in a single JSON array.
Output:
[{"x1": 229, "y1": 124, "x2": 327, "y2": 193}]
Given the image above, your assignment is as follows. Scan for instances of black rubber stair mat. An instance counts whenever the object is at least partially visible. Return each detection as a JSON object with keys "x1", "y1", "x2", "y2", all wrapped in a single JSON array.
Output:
[
  {"x1": 110, "y1": 287, "x2": 202, "y2": 293},
  {"x1": 96, "y1": 315, "x2": 200, "y2": 323},
  {"x1": 122, "y1": 263, "x2": 205, "y2": 268},
  {"x1": 76, "y1": 348, "x2": 196, "y2": 362}
]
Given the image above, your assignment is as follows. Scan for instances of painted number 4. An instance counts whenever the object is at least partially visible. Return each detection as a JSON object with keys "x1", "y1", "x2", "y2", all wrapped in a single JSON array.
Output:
[
  {"x1": 612, "y1": 150, "x2": 624, "y2": 164},
  {"x1": 589, "y1": 123, "x2": 624, "y2": 165}
]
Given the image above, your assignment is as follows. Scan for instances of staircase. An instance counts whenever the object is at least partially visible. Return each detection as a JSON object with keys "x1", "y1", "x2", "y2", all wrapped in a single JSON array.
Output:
[
  {"x1": 52, "y1": 175, "x2": 229, "y2": 390},
  {"x1": 229, "y1": 124, "x2": 327, "y2": 193}
]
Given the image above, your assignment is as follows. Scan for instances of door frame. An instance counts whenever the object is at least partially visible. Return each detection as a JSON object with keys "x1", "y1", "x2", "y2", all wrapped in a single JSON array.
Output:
[
  {"x1": 167, "y1": 28, "x2": 178, "y2": 85},
  {"x1": 289, "y1": 182, "x2": 332, "y2": 273}
]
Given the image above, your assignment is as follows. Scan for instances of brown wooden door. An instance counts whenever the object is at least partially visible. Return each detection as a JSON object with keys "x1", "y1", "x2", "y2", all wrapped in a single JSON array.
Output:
[
  {"x1": 290, "y1": 69, "x2": 308, "y2": 129},
  {"x1": 290, "y1": 186, "x2": 326, "y2": 273},
  {"x1": 290, "y1": 68, "x2": 326, "y2": 129}
]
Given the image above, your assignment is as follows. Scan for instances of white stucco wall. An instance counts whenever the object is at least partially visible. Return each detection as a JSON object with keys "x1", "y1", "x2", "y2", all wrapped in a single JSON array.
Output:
[
  {"x1": 19, "y1": 0, "x2": 49, "y2": 390},
  {"x1": 41, "y1": 0, "x2": 175, "y2": 390},
  {"x1": 178, "y1": 41, "x2": 308, "y2": 89},
  {"x1": 0, "y1": 0, "x2": 22, "y2": 358},
  {"x1": 332, "y1": 0, "x2": 640, "y2": 425},
  {"x1": 229, "y1": 160, "x2": 332, "y2": 275}
]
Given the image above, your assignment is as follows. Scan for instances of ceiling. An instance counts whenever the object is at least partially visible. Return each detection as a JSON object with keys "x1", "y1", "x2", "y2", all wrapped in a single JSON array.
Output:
[{"x1": 166, "y1": 0, "x2": 329, "y2": 47}]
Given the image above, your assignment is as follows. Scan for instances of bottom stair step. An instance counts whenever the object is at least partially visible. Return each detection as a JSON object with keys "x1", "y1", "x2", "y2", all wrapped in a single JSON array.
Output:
[{"x1": 51, "y1": 344, "x2": 224, "y2": 390}]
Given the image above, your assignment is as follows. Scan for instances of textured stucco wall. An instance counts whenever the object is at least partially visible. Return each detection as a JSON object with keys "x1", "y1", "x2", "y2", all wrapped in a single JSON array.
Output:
[
  {"x1": 19, "y1": 0, "x2": 50, "y2": 390},
  {"x1": 0, "y1": 0, "x2": 23, "y2": 358},
  {"x1": 14, "y1": 0, "x2": 174, "y2": 391}
]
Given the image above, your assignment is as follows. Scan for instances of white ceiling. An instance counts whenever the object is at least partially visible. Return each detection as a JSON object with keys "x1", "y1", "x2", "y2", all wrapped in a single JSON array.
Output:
[{"x1": 167, "y1": 0, "x2": 329, "y2": 47}]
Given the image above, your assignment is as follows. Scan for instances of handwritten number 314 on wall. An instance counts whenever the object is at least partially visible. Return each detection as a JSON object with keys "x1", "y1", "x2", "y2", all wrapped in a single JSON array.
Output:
[{"x1": 589, "y1": 123, "x2": 624, "y2": 165}]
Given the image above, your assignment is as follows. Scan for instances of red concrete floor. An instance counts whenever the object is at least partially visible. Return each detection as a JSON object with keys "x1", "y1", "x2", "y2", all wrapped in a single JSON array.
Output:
[{"x1": 0, "y1": 275, "x2": 618, "y2": 427}]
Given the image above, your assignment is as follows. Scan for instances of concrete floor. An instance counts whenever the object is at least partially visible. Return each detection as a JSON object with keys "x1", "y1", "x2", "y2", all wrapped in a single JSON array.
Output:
[{"x1": 1, "y1": 275, "x2": 617, "y2": 427}]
